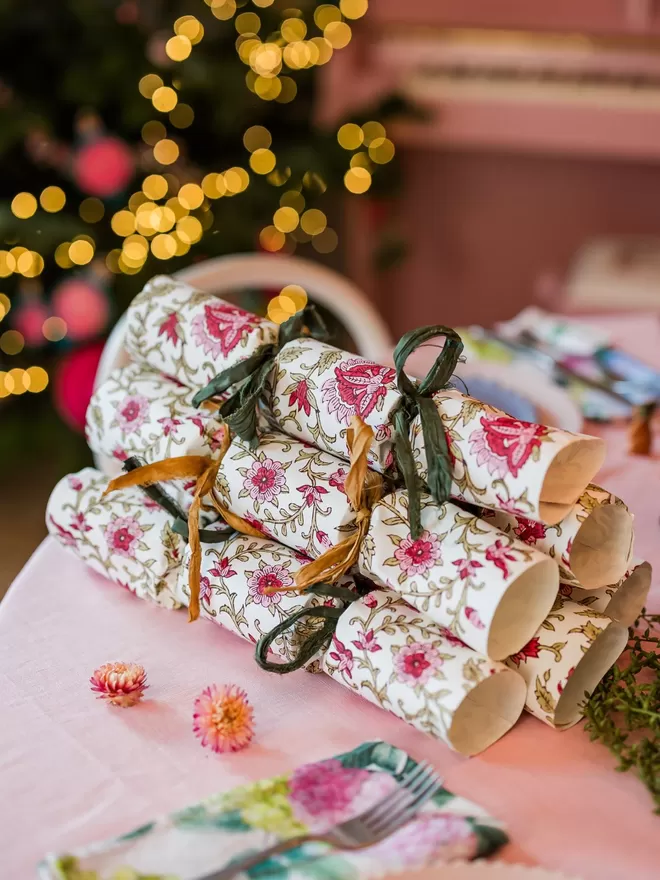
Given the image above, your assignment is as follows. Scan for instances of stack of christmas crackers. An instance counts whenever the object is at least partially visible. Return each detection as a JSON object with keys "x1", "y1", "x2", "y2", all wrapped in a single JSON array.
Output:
[{"x1": 47, "y1": 276, "x2": 650, "y2": 756}]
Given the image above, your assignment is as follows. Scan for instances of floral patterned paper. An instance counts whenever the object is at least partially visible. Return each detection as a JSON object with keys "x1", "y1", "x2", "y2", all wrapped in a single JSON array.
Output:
[
  {"x1": 123, "y1": 275, "x2": 278, "y2": 390},
  {"x1": 506, "y1": 595, "x2": 628, "y2": 728},
  {"x1": 39, "y1": 741, "x2": 507, "y2": 880},
  {"x1": 216, "y1": 428, "x2": 372, "y2": 560},
  {"x1": 86, "y1": 363, "x2": 227, "y2": 501},
  {"x1": 484, "y1": 484, "x2": 633, "y2": 589},
  {"x1": 563, "y1": 560, "x2": 652, "y2": 627},
  {"x1": 267, "y1": 338, "x2": 400, "y2": 473},
  {"x1": 46, "y1": 468, "x2": 183, "y2": 609},
  {"x1": 322, "y1": 590, "x2": 525, "y2": 755},
  {"x1": 358, "y1": 490, "x2": 558, "y2": 660},
  {"x1": 410, "y1": 389, "x2": 605, "y2": 523},
  {"x1": 174, "y1": 529, "x2": 354, "y2": 668}
]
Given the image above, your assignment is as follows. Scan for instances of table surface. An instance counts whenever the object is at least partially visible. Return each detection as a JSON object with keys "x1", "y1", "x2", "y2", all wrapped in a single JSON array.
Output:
[{"x1": 2, "y1": 314, "x2": 660, "y2": 880}]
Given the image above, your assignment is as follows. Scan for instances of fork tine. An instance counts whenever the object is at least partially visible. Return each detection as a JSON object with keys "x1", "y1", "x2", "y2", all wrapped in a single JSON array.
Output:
[
  {"x1": 368, "y1": 771, "x2": 442, "y2": 836},
  {"x1": 353, "y1": 761, "x2": 432, "y2": 829}
]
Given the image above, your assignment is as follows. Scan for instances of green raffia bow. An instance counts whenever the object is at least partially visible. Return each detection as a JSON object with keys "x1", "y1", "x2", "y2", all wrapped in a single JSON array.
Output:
[
  {"x1": 192, "y1": 304, "x2": 329, "y2": 447},
  {"x1": 122, "y1": 456, "x2": 232, "y2": 544},
  {"x1": 255, "y1": 582, "x2": 357, "y2": 674},
  {"x1": 391, "y1": 325, "x2": 463, "y2": 539}
]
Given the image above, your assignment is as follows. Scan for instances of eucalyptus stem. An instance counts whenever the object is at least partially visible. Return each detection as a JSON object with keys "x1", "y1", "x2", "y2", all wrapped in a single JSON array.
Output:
[{"x1": 584, "y1": 610, "x2": 660, "y2": 813}]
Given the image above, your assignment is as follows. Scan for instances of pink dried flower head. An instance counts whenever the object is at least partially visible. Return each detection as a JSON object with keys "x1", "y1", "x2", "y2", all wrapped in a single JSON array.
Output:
[
  {"x1": 193, "y1": 684, "x2": 254, "y2": 754},
  {"x1": 90, "y1": 662, "x2": 148, "y2": 708}
]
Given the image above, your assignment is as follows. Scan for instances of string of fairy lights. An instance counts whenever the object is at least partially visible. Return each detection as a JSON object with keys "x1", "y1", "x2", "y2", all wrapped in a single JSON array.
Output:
[{"x1": 0, "y1": 0, "x2": 395, "y2": 398}]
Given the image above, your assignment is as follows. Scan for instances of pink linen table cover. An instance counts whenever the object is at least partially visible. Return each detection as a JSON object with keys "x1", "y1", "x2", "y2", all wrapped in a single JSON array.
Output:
[{"x1": 2, "y1": 313, "x2": 660, "y2": 880}]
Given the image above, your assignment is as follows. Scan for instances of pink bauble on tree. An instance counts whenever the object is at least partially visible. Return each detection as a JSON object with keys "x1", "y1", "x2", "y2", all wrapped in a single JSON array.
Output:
[
  {"x1": 73, "y1": 135, "x2": 134, "y2": 198},
  {"x1": 51, "y1": 277, "x2": 109, "y2": 342},
  {"x1": 13, "y1": 295, "x2": 50, "y2": 347},
  {"x1": 53, "y1": 341, "x2": 104, "y2": 432}
]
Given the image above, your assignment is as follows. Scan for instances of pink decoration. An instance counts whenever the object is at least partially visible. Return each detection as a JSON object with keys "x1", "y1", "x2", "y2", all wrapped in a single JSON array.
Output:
[
  {"x1": 73, "y1": 136, "x2": 134, "y2": 197},
  {"x1": 53, "y1": 341, "x2": 104, "y2": 432},
  {"x1": 89, "y1": 661, "x2": 148, "y2": 707},
  {"x1": 51, "y1": 278, "x2": 109, "y2": 342},
  {"x1": 192, "y1": 684, "x2": 255, "y2": 753},
  {"x1": 13, "y1": 299, "x2": 49, "y2": 347}
]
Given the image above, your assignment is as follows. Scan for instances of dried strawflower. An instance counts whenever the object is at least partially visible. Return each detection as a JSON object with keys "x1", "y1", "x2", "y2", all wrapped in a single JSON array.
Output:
[
  {"x1": 585, "y1": 610, "x2": 660, "y2": 813},
  {"x1": 193, "y1": 684, "x2": 254, "y2": 753},
  {"x1": 90, "y1": 662, "x2": 148, "y2": 708}
]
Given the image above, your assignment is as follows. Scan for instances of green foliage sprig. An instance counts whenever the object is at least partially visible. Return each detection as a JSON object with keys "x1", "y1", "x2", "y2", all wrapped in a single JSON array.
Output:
[{"x1": 584, "y1": 611, "x2": 660, "y2": 813}]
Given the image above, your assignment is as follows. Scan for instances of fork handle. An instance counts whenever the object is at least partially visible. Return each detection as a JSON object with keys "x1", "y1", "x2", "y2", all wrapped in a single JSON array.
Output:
[{"x1": 195, "y1": 833, "x2": 322, "y2": 880}]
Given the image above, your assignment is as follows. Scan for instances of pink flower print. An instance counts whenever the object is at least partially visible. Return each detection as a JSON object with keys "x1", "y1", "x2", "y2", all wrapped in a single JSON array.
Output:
[
  {"x1": 115, "y1": 394, "x2": 150, "y2": 435},
  {"x1": 394, "y1": 642, "x2": 442, "y2": 686},
  {"x1": 351, "y1": 628, "x2": 381, "y2": 653},
  {"x1": 208, "y1": 556, "x2": 238, "y2": 580},
  {"x1": 328, "y1": 467, "x2": 348, "y2": 494},
  {"x1": 559, "y1": 583, "x2": 573, "y2": 598},
  {"x1": 469, "y1": 415, "x2": 548, "y2": 479},
  {"x1": 297, "y1": 484, "x2": 328, "y2": 507},
  {"x1": 67, "y1": 476, "x2": 83, "y2": 492},
  {"x1": 494, "y1": 494, "x2": 528, "y2": 515},
  {"x1": 247, "y1": 563, "x2": 294, "y2": 605},
  {"x1": 104, "y1": 516, "x2": 144, "y2": 557},
  {"x1": 71, "y1": 512, "x2": 92, "y2": 533},
  {"x1": 514, "y1": 517, "x2": 547, "y2": 545},
  {"x1": 561, "y1": 537, "x2": 573, "y2": 570},
  {"x1": 199, "y1": 576, "x2": 213, "y2": 604},
  {"x1": 438, "y1": 626, "x2": 469, "y2": 648},
  {"x1": 143, "y1": 497, "x2": 161, "y2": 511},
  {"x1": 558, "y1": 665, "x2": 576, "y2": 694},
  {"x1": 191, "y1": 416, "x2": 207, "y2": 436},
  {"x1": 289, "y1": 759, "x2": 370, "y2": 827},
  {"x1": 243, "y1": 458, "x2": 287, "y2": 504},
  {"x1": 321, "y1": 358, "x2": 396, "y2": 425},
  {"x1": 364, "y1": 591, "x2": 379, "y2": 608},
  {"x1": 288, "y1": 379, "x2": 312, "y2": 417},
  {"x1": 375, "y1": 423, "x2": 392, "y2": 442},
  {"x1": 393, "y1": 531, "x2": 442, "y2": 577},
  {"x1": 208, "y1": 425, "x2": 226, "y2": 452},
  {"x1": 485, "y1": 539, "x2": 517, "y2": 578},
  {"x1": 112, "y1": 447, "x2": 129, "y2": 461},
  {"x1": 316, "y1": 530, "x2": 331, "y2": 549},
  {"x1": 182, "y1": 479, "x2": 198, "y2": 492},
  {"x1": 243, "y1": 513, "x2": 273, "y2": 538},
  {"x1": 465, "y1": 606, "x2": 486, "y2": 629},
  {"x1": 452, "y1": 558, "x2": 484, "y2": 580},
  {"x1": 191, "y1": 302, "x2": 261, "y2": 358},
  {"x1": 328, "y1": 635, "x2": 354, "y2": 678},
  {"x1": 49, "y1": 515, "x2": 77, "y2": 548},
  {"x1": 158, "y1": 416, "x2": 182, "y2": 437},
  {"x1": 158, "y1": 311, "x2": 180, "y2": 346},
  {"x1": 368, "y1": 812, "x2": 477, "y2": 868}
]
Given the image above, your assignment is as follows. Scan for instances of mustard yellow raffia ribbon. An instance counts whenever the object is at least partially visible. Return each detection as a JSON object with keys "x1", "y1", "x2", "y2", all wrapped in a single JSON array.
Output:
[
  {"x1": 103, "y1": 429, "x2": 259, "y2": 621},
  {"x1": 291, "y1": 415, "x2": 382, "y2": 592}
]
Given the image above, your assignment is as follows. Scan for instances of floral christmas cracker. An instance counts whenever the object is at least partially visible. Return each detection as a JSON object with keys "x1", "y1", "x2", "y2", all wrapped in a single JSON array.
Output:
[
  {"x1": 215, "y1": 428, "x2": 378, "y2": 561},
  {"x1": 86, "y1": 362, "x2": 227, "y2": 491},
  {"x1": 411, "y1": 390, "x2": 606, "y2": 525},
  {"x1": 123, "y1": 274, "x2": 278, "y2": 390},
  {"x1": 359, "y1": 489, "x2": 558, "y2": 661},
  {"x1": 484, "y1": 483, "x2": 634, "y2": 589},
  {"x1": 563, "y1": 560, "x2": 652, "y2": 628},
  {"x1": 46, "y1": 468, "x2": 184, "y2": 609},
  {"x1": 174, "y1": 530, "x2": 353, "y2": 669},
  {"x1": 506, "y1": 596, "x2": 628, "y2": 728},
  {"x1": 266, "y1": 337, "x2": 400, "y2": 474},
  {"x1": 321, "y1": 589, "x2": 526, "y2": 756}
]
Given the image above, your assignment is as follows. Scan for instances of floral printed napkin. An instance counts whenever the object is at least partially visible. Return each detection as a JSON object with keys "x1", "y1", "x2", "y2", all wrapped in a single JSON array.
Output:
[{"x1": 39, "y1": 741, "x2": 507, "y2": 880}]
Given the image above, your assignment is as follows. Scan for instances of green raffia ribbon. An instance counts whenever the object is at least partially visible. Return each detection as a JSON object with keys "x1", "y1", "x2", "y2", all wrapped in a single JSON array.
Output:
[
  {"x1": 391, "y1": 325, "x2": 463, "y2": 538},
  {"x1": 255, "y1": 582, "x2": 357, "y2": 674},
  {"x1": 122, "y1": 456, "x2": 232, "y2": 544},
  {"x1": 192, "y1": 304, "x2": 329, "y2": 447}
]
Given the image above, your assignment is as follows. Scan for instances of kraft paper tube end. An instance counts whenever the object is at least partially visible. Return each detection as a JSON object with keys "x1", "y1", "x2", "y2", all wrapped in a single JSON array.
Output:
[
  {"x1": 449, "y1": 668, "x2": 526, "y2": 756},
  {"x1": 554, "y1": 623, "x2": 628, "y2": 728},
  {"x1": 606, "y1": 562, "x2": 652, "y2": 627},
  {"x1": 487, "y1": 556, "x2": 559, "y2": 661},
  {"x1": 570, "y1": 503, "x2": 635, "y2": 590},
  {"x1": 539, "y1": 437, "x2": 607, "y2": 524}
]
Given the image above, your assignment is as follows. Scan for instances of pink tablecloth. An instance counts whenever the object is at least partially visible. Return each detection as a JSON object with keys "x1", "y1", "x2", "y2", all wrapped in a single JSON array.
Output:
[{"x1": 3, "y1": 313, "x2": 660, "y2": 879}]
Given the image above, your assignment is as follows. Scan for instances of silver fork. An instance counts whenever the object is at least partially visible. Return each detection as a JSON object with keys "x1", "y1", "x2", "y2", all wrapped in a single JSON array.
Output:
[{"x1": 196, "y1": 760, "x2": 441, "y2": 880}]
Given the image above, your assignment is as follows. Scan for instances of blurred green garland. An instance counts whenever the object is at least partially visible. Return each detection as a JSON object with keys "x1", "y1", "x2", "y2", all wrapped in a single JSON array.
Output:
[{"x1": 585, "y1": 611, "x2": 660, "y2": 813}]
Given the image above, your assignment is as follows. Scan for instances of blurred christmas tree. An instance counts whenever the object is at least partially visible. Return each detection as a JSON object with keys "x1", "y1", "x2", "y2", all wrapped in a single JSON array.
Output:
[{"x1": 0, "y1": 0, "x2": 403, "y2": 477}]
